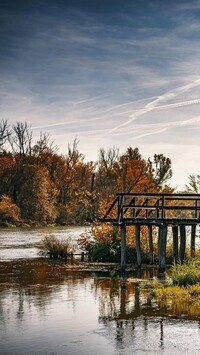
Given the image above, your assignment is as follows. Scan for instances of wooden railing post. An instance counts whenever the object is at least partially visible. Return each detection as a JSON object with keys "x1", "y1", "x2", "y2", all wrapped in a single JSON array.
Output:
[
  {"x1": 161, "y1": 194, "x2": 165, "y2": 219},
  {"x1": 118, "y1": 195, "x2": 123, "y2": 223}
]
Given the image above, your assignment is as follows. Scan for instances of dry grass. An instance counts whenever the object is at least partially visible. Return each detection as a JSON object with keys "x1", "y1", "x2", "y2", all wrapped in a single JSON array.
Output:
[{"x1": 38, "y1": 235, "x2": 76, "y2": 258}]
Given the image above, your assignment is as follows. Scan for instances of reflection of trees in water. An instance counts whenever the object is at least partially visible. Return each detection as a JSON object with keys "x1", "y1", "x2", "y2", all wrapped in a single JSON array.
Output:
[
  {"x1": 0, "y1": 258, "x2": 199, "y2": 349},
  {"x1": 0, "y1": 259, "x2": 93, "y2": 323},
  {"x1": 93, "y1": 276, "x2": 199, "y2": 350},
  {"x1": 0, "y1": 261, "x2": 155, "y2": 329}
]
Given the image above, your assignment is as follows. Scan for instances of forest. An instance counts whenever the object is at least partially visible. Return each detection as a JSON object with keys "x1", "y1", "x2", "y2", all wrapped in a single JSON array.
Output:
[{"x1": 0, "y1": 118, "x2": 197, "y2": 227}]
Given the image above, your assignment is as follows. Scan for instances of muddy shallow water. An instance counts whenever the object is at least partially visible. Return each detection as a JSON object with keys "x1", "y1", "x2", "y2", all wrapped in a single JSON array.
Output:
[{"x1": 0, "y1": 227, "x2": 199, "y2": 355}]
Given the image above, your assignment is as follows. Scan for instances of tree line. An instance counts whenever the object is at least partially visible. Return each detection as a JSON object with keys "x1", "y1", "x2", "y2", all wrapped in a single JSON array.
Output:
[{"x1": 0, "y1": 118, "x2": 174, "y2": 226}]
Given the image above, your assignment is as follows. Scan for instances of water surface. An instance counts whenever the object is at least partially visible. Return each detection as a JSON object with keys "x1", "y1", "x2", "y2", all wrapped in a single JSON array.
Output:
[
  {"x1": 0, "y1": 226, "x2": 85, "y2": 260},
  {"x1": 0, "y1": 227, "x2": 199, "y2": 355}
]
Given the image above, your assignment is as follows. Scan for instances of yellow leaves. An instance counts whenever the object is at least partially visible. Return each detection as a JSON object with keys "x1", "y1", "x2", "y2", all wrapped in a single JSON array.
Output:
[{"x1": 91, "y1": 222, "x2": 116, "y2": 244}]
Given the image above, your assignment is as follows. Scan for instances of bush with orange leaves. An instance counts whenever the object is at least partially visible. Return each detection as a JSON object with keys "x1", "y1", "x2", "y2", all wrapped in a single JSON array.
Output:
[{"x1": 0, "y1": 195, "x2": 21, "y2": 225}]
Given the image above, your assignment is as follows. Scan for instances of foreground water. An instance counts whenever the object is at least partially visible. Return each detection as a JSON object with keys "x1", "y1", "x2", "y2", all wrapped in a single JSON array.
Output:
[{"x1": 0, "y1": 227, "x2": 200, "y2": 355}]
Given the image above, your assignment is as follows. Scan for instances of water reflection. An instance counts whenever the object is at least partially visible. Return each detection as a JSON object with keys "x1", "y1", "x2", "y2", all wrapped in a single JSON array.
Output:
[
  {"x1": 94, "y1": 274, "x2": 200, "y2": 354},
  {"x1": 0, "y1": 259, "x2": 199, "y2": 355},
  {"x1": 97, "y1": 278, "x2": 169, "y2": 351}
]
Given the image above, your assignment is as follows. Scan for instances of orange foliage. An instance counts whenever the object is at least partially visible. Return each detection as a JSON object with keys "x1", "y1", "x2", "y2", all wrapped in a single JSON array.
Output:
[{"x1": 0, "y1": 195, "x2": 20, "y2": 223}]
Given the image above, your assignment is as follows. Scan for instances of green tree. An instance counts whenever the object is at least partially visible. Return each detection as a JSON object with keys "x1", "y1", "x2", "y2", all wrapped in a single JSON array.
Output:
[
  {"x1": 149, "y1": 153, "x2": 172, "y2": 189},
  {"x1": 185, "y1": 175, "x2": 200, "y2": 194}
]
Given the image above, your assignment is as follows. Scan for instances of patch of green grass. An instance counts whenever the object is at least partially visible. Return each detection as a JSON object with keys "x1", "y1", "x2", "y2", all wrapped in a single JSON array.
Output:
[
  {"x1": 139, "y1": 257, "x2": 200, "y2": 316},
  {"x1": 171, "y1": 258, "x2": 200, "y2": 286}
]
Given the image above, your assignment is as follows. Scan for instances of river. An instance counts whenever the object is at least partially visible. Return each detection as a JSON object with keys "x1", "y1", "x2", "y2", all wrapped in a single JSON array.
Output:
[{"x1": 0, "y1": 227, "x2": 199, "y2": 355}]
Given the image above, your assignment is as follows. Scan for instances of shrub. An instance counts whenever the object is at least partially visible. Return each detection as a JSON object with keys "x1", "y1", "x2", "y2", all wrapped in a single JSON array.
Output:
[
  {"x1": 38, "y1": 235, "x2": 76, "y2": 258},
  {"x1": 0, "y1": 195, "x2": 20, "y2": 224},
  {"x1": 171, "y1": 258, "x2": 200, "y2": 286},
  {"x1": 92, "y1": 242, "x2": 122, "y2": 262}
]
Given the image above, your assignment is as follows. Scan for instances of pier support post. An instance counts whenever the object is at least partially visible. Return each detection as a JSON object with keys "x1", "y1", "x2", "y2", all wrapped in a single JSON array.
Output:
[
  {"x1": 191, "y1": 225, "x2": 196, "y2": 258},
  {"x1": 158, "y1": 225, "x2": 167, "y2": 271},
  {"x1": 172, "y1": 225, "x2": 179, "y2": 263},
  {"x1": 148, "y1": 225, "x2": 153, "y2": 265},
  {"x1": 135, "y1": 225, "x2": 142, "y2": 268},
  {"x1": 120, "y1": 224, "x2": 126, "y2": 271},
  {"x1": 180, "y1": 225, "x2": 186, "y2": 263},
  {"x1": 81, "y1": 252, "x2": 85, "y2": 262}
]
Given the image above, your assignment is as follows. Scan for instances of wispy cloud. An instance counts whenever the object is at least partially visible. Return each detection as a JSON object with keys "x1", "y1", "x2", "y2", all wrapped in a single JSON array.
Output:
[
  {"x1": 1, "y1": 0, "x2": 200, "y2": 189},
  {"x1": 132, "y1": 115, "x2": 200, "y2": 140},
  {"x1": 108, "y1": 79, "x2": 200, "y2": 134}
]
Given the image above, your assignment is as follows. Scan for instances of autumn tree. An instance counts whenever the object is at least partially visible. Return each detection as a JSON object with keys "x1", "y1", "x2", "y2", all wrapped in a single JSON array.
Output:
[
  {"x1": 0, "y1": 152, "x2": 16, "y2": 197},
  {"x1": 15, "y1": 164, "x2": 56, "y2": 223},
  {"x1": 32, "y1": 132, "x2": 57, "y2": 164},
  {"x1": 88, "y1": 147, "x2": 173, "y2": 261},
  {"x1": 58, "y1": 140, "x2": 95, "y2": 224},
  {"x1": 0, "y1": 119, "x2": 174, "y2": 229},
  {"x1": 116, "y1": 147, "x2": 156, "y2": 192},
  {"x1": 0, "y1": 195, "x2": 20, "y2": 225}
]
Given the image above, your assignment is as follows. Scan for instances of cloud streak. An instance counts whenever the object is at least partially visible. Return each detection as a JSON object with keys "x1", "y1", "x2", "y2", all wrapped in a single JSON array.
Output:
[
  {"x1": 108, "y1": 79, "x2": 200, "y2": 134},
  {"x1": 1, "y1": 0, "x2": 200, "y2": 189}
]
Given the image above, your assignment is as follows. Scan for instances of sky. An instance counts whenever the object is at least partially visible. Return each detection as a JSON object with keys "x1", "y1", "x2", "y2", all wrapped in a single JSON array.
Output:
[{"x1": 1, "y1": 0, "x2": 200, "y2": 189}]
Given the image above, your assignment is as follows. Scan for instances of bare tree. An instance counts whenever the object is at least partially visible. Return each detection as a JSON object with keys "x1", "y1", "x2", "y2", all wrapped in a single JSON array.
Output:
[
  {"x1": 32, "y1": 132, "x2": 57, "y2": 163},
  {"x1": 0, "y1": 119, "x2": 10, "y2": 149},
  {"x1": 66, "y1": 138, "x2": 84, "y2": 168},
  {"x1": 98, "y1": 147, "x2": 119, "y2": 169},
  {"x1": 9, "y1": 122, "x2": 33, "y2": 156}
]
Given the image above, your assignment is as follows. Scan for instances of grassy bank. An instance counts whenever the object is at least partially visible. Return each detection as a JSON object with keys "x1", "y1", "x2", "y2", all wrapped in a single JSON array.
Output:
[{"x1": 140, "y1": 258, "x2": 200, "y2": 317}]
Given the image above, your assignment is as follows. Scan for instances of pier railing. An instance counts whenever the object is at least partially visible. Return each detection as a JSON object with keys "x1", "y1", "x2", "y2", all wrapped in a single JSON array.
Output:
[{"x1": 100, "y1": 193, "x2": 200, "y2": 225}]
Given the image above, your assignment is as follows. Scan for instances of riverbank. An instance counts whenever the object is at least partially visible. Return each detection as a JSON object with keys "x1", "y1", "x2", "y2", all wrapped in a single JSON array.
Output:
[
  {"x1": 139, "y1": 258, "x2": 200, "y2": 317},
  {"x1": 0, "y1": 220, "x2": 91, "y2": 228}
]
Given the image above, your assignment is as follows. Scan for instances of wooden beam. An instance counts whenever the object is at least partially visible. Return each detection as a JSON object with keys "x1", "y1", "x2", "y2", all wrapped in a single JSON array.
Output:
[
  {"x1": 101, "y1": 196, "x2": 119, "y2": 220},
  {"x1": 116, "y1": 192, "x2": 200, "y2": 197}
]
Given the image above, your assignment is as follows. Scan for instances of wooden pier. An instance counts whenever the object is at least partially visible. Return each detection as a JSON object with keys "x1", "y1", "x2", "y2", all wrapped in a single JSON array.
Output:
[{"x1": 100, "y1": 193, "x2": 200, "y2": 271}]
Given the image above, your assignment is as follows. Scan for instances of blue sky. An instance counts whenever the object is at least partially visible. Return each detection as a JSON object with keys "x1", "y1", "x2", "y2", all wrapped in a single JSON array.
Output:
[{"x1": 1, "y1": 0, "x2": 200, "y2": 189}]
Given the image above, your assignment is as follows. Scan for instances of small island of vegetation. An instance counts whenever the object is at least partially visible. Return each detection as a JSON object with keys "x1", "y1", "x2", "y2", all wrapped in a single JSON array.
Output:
[{"x1": 140, "y1": 258, "x2": 200, "y2": 317}]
